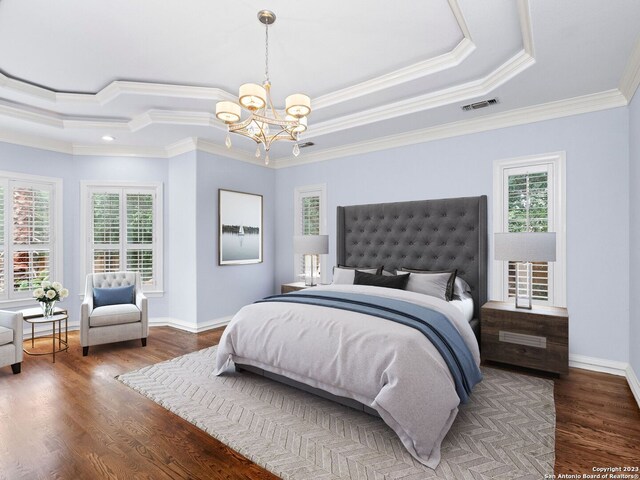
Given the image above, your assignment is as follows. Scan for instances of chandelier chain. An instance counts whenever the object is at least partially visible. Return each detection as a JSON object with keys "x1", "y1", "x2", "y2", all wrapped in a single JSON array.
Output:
[{"x1": 264, "y1": 21, "x2": 270, "y2": 83}]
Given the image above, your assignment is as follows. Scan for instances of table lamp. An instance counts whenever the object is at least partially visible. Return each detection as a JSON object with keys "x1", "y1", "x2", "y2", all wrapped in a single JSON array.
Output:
[
  {"x1": 495, "y1": 232, "x2": 556, "y2": 309},
  {"x1": 293, "y1": 235, "x2": 329, "y2": 286}
]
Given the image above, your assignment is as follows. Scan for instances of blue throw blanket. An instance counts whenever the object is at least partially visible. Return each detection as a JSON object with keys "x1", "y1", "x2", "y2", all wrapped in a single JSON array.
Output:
[{"x1": 256, "y1": 291, "x2": 482, "y2": 403}]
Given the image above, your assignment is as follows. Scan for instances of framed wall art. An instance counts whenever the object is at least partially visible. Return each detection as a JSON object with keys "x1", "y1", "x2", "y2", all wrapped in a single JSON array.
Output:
[{"x1": 218, "y1": 189, "x2": 263, "y2": 265}]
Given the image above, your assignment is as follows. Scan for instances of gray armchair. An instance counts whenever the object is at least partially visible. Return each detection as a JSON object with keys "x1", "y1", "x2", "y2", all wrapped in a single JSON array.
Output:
[
  {"x1": 0, "y1": 310, "x2": 24, "y2": 374},
  {"x1": 81, "y1": 272, "x2": 148, "y2": 356}
]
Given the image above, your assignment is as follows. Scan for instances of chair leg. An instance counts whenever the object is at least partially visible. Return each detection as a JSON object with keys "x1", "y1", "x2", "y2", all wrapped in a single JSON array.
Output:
[
  {"x1": 83, "y1": 346, "x2": 89, "y2": 356},
  {"x1": 141, "y1": 338, "x2": 147, "y2": 347},
  {"x1": 11, "y1": 363, "x2": 21, "y2": 374}
]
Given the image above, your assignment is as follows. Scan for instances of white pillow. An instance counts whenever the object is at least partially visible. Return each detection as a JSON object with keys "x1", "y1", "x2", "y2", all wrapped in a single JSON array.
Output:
[
  {"x1": 399, "y1": 269, "x2": 456, "y2": 301},
  {"x1": 332, "y1": 267, "x2": 380, "y2": 284}
]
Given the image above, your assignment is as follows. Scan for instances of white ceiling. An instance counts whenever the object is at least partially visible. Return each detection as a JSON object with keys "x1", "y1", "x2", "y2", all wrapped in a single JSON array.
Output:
[{"x1": 0, "y1": 0, "x2": 638, "y2": 167}]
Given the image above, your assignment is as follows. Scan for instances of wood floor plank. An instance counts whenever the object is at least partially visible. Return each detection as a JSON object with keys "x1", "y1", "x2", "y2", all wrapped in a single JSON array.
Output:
[{"x1": 0, "y1": 326, "x2": 638, "y2": 479}]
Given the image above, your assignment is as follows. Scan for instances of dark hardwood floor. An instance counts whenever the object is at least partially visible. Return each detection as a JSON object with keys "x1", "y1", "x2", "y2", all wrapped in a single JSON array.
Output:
[{"x1": 0, "y1": 326, "x2": 638, "y2": 479}]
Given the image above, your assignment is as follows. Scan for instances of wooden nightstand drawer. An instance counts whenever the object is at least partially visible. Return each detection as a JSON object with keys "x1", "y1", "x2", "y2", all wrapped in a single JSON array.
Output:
[
  {"x1": 281, "y1": 282, "x2": 308, "y2": 294},
  {"x1": 481, "y1": 301, "x2": 569, "y2": 375}
]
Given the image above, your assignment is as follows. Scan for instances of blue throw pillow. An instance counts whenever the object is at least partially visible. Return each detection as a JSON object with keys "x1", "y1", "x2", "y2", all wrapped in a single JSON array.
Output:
[{"x1": 93, "y1": 285, "x2": 135, "y2": 308}]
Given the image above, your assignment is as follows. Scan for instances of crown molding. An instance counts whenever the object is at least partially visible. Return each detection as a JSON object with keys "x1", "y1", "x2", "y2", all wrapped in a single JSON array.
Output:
[
  {"x1": 0, "y1": 45, "x2": 533, "y2": 138},
  {"x1": 307, "y1": 48, "x2": 535, "y2": 139},
  {"x1": 314, "y1": 38, "x2": 476, "y2": 110},
  {"x1": 274, "y1": 89, "x2": 627, "y2": 168},
  {"x1": 72, "y1": 144, "x2": 168, "y2": 158},
  {"x1": 0, "y1": 89, "x2": 627, "y2": 164},
  {"x1": 0, "y1": 130, "x2": 72, "y2": 154},
  {"x1": 129, "y1": 110, "x2": 223, "y2": 133},
  {"x1": 192, "y1": 138, "x2": 265, "y2": 166},
  {"x1": 620, "y1": 35, "x2": 640, "y2": 102},
  {"x1": 517, "y1": 0, "x2": 535, "y2": 57}
]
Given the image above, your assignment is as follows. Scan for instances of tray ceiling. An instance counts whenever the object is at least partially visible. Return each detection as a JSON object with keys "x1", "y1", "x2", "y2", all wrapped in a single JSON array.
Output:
[{"x1": 0, "y1": 0, "x2": 638, "y2": 166}]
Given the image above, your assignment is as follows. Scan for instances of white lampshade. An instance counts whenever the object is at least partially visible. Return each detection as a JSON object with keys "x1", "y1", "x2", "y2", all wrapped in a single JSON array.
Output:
[
  {"x1": 239, "y1": 83, "x2": 267, "y2": 110},
  {"x1": 293, "y1": 235, "x2": 328, "y2": 254},
  {"x1": 286, "y1": 115, "x2": 307, "y2": 133},
  {"x1": 495, "y1": 232, "x2": 557, "y2": 262},
  {"x1": 215, "y1": 101, "x2": 241, "y2": 123},
  {"x1": 285, "y1": 94, "x2": 311, "y2": 117}
]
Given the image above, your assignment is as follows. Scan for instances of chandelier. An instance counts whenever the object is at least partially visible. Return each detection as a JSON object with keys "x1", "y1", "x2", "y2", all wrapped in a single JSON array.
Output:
[{"x1": 215, "y1": 10, "x2": 311, "y2": 165}]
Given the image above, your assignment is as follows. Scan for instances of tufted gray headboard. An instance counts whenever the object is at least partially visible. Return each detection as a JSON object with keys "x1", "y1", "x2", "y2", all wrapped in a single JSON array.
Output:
[{"x1": 336, "y1": 196, "x2": 487, "y2": 322}]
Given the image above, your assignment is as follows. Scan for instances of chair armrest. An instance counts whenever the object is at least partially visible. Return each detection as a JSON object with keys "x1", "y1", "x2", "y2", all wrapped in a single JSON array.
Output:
[
  {"x1": 136, "y1": 291, "x2": 149, "y2": 336},
  {"x1": 81, "y1": 295, "x2": 94, "y2": 318},
  {"x1": 0, "y1": 311, "x2": 22, "y2": 332}
]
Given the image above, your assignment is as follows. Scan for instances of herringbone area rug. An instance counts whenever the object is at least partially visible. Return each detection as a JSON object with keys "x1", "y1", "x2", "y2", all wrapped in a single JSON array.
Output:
[{"x1": 118, "y1": 347, "x2": 555, "y2": 479}]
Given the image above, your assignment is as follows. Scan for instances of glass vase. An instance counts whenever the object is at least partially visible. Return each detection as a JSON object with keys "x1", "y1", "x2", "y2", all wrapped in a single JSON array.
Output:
[{"x1": 40, "y1": 300, "x2": 56, "y2": 319}]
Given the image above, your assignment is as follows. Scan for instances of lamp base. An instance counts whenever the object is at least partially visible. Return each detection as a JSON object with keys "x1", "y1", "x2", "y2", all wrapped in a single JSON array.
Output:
[{"x1": 514, "y1": 261, "x2": 533, "y2": 309}]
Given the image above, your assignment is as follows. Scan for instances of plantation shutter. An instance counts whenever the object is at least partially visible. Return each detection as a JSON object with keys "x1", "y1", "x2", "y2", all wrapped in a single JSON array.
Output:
[
  {"x1": 126, "y1": 193, "x2": 154, "y2": 285},
  {"x1": 293, "y1": 185, "x2": 326, "y2": 282},
  {"x1": 11, "y1": 183, "x2": 52, "y2": 293},
  {"x1": 91, "y1": 192, "x2": 121, "y2": 273},
  {"x1": 88, "y1": 187, "x2": 158, "y2": 290},
  {"x1": 300, "y1": 194, "x2": 320, "y2": 276},
  {"x1": 506, "y1": 169, "x2": 551, "y2": 301}
]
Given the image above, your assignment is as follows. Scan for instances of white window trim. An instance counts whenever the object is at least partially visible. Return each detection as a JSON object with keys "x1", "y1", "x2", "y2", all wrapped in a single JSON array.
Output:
[
  {"x1": 293, "y1": 183, "x2": 328, "y2": 284},
  {"x1": 80, "y1": 181, "x2": 164, "y2": 296},
  {"x1": 0, "y1": 170, "x2": 63, "y2": 307},
  {"x1": 492, "y1": 152, "x2": 567, "y2": 307}
]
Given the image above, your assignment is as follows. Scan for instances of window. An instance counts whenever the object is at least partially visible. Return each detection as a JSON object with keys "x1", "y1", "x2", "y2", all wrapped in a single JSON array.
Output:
[
  {"x1": 0, "y1": 172, "x2": 62, "y2": 304},
  {"x1": 493, "y1": 153, "x2": 566, "y2": 306},
  {"x1": 294, "y1": 184, "x2": 327, "y2": 283},
  {"x1": 81, "y1": 183, "x2": 163, "y2": 293}
]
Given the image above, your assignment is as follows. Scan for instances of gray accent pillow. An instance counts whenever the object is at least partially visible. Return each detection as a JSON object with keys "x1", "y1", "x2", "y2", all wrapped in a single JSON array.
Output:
[
  {"x1": 454, "y1": 277, "x2": 472, "y2": 296},
  {"x1": 332, "y1": 265, "x2": 382, "y2": 284},
  {"x1": 399, "y1": 268, "x2": 457, "y2": 301}
]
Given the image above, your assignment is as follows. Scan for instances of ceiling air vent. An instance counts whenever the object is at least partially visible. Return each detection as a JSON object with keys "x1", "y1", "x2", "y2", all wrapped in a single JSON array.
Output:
[
  {"x1": 298, "y1": 142, "x2": 315, "y2": 148},
  {"x1": 461, "y1": 98, "x2": 498, "y2": 111}
]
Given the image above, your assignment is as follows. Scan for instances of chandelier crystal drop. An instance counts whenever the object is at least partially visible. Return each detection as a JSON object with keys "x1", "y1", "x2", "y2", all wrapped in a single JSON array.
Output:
[{"x1": 215, "y1": 10, "x2": 311, "y2": 165}]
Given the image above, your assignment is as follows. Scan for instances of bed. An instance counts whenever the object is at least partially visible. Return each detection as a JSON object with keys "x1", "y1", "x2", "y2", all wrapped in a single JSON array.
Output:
[{"x1": 215, "y1": 195, "x2": 488, "y2": 468}]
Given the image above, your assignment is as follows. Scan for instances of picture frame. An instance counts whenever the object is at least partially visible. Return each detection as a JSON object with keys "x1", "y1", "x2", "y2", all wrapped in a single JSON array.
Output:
[{"x1": 218, "y1": 189, "x2": 263, "y2": 265}]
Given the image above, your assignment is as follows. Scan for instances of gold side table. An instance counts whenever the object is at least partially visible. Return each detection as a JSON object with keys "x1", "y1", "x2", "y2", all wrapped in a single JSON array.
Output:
[{"x1": 20, "y1": 307, "x2": 69, "y2": 363}]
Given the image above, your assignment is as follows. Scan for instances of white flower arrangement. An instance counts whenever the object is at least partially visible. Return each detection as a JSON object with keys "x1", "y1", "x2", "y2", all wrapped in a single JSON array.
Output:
[{"x1": 32, "y1": 281, "x2": 69, "y2": 304}]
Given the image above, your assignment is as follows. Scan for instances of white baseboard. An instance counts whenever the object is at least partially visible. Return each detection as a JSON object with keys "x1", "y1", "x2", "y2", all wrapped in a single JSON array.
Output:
[
  {"x1": 149, "y1": 316, "x2": 232, "y2": 333},
  {"x1": 626, "y1": 364, "x2": 640, "y2": 409},
  {"x1": 569, "y1": 353, "x2": 628, "y2": 376}
]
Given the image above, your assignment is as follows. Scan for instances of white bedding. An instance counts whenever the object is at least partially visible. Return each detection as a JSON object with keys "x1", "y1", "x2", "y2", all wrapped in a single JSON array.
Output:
[
  {"x1": 450, "y1": 293, "x2": 474, "y2": 322},
  {"x1": 214, "y1": 284, "x2": 481, "y2": 468}
]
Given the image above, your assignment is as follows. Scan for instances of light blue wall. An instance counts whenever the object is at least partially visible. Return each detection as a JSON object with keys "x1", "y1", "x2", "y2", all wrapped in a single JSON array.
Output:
[
  {"x1": 167, "y1": 151, "x2": 198, "y2": 323},
  {"x1": 630, "y1": 92, "x2": 640, "y2": 377},
  {"x1": 274, "y1": 108, "x2": 631, "y2": 363},
  {"x1": 0, "y1": 143, "x2": 172, "y2": 323},
  {"x1": 0, "y1": 143, "x2": 82, "y2": 323},
  {"x1": 195, "y1": 151, "x2": 275, "y2": 322}
]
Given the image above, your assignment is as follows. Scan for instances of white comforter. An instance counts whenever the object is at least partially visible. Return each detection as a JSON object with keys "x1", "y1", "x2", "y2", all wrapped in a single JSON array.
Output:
[{"x1": 214, "y1": 284, "x2": 481, "y2": 468}]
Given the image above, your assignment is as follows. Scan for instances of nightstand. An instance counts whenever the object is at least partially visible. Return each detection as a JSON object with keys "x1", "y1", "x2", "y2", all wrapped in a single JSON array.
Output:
[
  {"x1": 280, "y1": 282, "x2": 308, "y2": 294},
  {"x1": 481, "y1": 301, "x2": 569, "y2": 375}
]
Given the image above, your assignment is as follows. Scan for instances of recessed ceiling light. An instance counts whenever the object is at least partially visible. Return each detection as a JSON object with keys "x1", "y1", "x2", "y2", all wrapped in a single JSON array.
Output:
[{"x1": 101, "y1": 135, "x2": 115, "y2": 142}]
